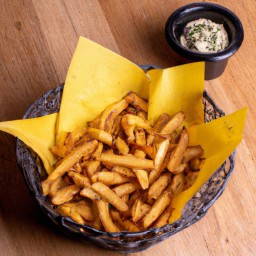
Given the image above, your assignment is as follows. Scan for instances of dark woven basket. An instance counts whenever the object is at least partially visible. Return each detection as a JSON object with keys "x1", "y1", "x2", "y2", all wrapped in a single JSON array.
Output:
[{"x1": 16, "y1": 66, "x2": 235, "y2": 253}]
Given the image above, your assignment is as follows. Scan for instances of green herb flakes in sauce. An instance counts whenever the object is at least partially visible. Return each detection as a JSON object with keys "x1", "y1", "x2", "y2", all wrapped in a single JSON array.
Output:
[{"x1": 180, "y1": 18, "x2": 229, "y2": 53}]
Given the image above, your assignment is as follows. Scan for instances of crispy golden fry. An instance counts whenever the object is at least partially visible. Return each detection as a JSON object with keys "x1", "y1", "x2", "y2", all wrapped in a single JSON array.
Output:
[
  {"x1": 185, "y1": 171, "x2": 199, "y2": 189},
  {"x1": 48, "y1": 177, "x2": 67, "y2": 197},
  {"x1": 111, "y1": 115, "x2": 123, "y2": 136},
  {"x1": 65, "y1": 201, "x2": 94, "y2": 221},
  {"x1": 87, "y1": 127, "x2": 112, "y2": 146},
  {"x1": 112, "y1": 166, "x2": 136, "y2": 178},
  {"x1": 92, "y1": 182, "x2": 128, "y2": 212},
  {"x1": 41, "y1": 179, "x2": 52, "y2": 196},
  {"x1": 154, "y1": 139, "x2": 170, "y2": 172},
  {"x1": 172, "y1": 163, "x2": 187, "y2": 174},
  {"x1": 143, "y1": 190, "x2": 172, "y2": 228},
  {"x1": 124, "y1": 91, "x2": 148, "y2": 112},
  {"x1": 80, "y1": 187, "x2": 101, "y2": 200},
  {"x1": 147, "y1": 113, "x2": 171, "y2": 146},
  {"x1": 91, "y1": 172, "x2": 130, "y2": 186},
  {"x1": 88, "y1": 114, "x2": 102, "y2": 129},
  {"x1": 131, "y1": 199, "x2": 151, "y2": 223},
  {"x1": 160, "y1": 112, "x2": 185, "y2": 135},
  {"x1": 99, "y1": 99, "x2": 128, "y2": 133},
  {"x1": 121, "y1": 194, "x2": 129, "y2": 203},
  {"x1": 167, "y1": 128, "x2": 189, "y2": 173},
  {"x1": 169, "y1": 173, "x2": 185, "y2": 196},
  {"x1": 50, "y1": 132, "x2": 69, "y2": 157},
  {"x1": 51, "y1": 184, "x2": 80, "y2": 205},
  {"x1": 132, "y1": 144, "x2": 155, "y2": 159},
  {"x1": 92, "y1": 142, "x2": 103, "y2": 158},
  {"x1": 68, "y1": 170, "x2": 91, "y2": 188},
  {"x1": 91, "y1": 201, "x2": 103, "y2": 230},
  {"x1": 110, "y1": 209, "x2": 125, "y2": 230},
  {"x1": 134, "y1": 169, "x2": 149, "y2": 189},
  {"x1": 183, "y1": 145, "x2": 204, "y2": 163},
  {"x1": 84, "y1": 160, "x2": 101, "y2": 180},
  {"x1": 149, "y1": 147, "x2": 173, "y2": 185},
  {"x1": 148, "y1": 173, "x2": 172, "y2": 200},
  {"x1": 115, "y1": 136, "x2": 129, "y2": 155},
  {"x1": 121, "y1": 114, "x2": 151, "y2": 143},
  {"x1": 123, "y1": 220, "x2": 140, "y2": 232},
  {"x1": 97, "y1": 200, "x2": 120, "y2": 232},
  {"x1": 113, "y1": 182, "x2": 141, "y2": 197},
  {"x1": 65, "y1": 128, "x2": 87, "y2": 152},
  {"x1": 57, "y1": 205, "x2": 84, "y2": 225},
  {"x1": 189, "y1": 158, "x2": 205, "y2": 171},
  {"x1": 137, "y1": 110, "x2": 147, "y2": 120},
  {"x1": 154, "y1": 204, "x2": 173, "y2": 228},
  {"x1": 134, "y1": 149, "x2": 147, "y2": 159},
  {"x1": 135, "y1": 128, "x2": 146, "y2": 146},
  {"x1": 100, "y1": 152, "x2": 154, "y2": 169},
  {"x1": 47, "y1": 140, "x2": 98, "y2": 182}
]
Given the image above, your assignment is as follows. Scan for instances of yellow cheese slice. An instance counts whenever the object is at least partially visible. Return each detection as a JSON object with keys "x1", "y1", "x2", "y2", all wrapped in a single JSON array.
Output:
[
  {"x1": 0, "y1": 113, "x2": 57, "y2": 173},
  {"x1": 147, "y1": 62, "x2": 205, "y2": 125},
  {"x1": 169, "y1": 107, "x2": 247, "y2": 223},
  {"x1": 56, "y1": 36, "x2": 150, "y2": 140}
]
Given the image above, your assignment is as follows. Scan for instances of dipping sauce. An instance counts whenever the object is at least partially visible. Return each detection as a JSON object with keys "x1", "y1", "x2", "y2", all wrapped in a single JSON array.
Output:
[{"x1": 180, "y1": 18, "x2": 229, "y2": 53}]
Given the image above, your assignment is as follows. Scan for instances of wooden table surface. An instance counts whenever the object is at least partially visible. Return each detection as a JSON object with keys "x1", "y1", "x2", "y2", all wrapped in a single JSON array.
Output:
[{"x1": 0, "y1": 1, "x2": 255, "y2": 255}]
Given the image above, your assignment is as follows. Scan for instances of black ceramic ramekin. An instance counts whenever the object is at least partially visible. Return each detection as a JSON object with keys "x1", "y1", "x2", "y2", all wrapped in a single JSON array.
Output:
[{"x1": 165, "y1": 2, "x2": 244, "y2": 80}]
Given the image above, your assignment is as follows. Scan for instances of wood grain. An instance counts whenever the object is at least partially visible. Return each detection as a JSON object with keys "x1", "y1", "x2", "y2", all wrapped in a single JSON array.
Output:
[{"x1": 0, "y1": 0, "x2": 256, "y2": 255}]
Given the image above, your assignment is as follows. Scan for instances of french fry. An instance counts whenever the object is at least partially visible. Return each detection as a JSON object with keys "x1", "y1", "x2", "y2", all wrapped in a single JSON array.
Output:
[
  {"x1": 92, "y1": 182, "x2": 128, "y2": 212},
  {"x1": 123, "y1": 220, "x2": 140, "y2": 232},
  {"x1": 134, "y1": 169, "x2": 149, "y2": 189},
  {"x1": 84, "y1": 160, "x2": 101, "y2": 180},
  {"x1": 92, "y1": 142, "x2": 103, "y2": 158},
  {"x1": 110, "y1": 209, "x2": 125, "y2": 230},
  {"x1": 56, "y1": 205, "x2": 84, "y2": 225},
  {"x1": 124, "y1": 91, "x2": 148, "y2": 112},
  {"x1": 183, "y1": 145, "x2": 204, "y2": 163},
  {"x1": 97, "y1": 200, "x2": 120, "y2": 232},
  {"x1": 48, "y1": 177, "x2": 67, "y2": 197},
  {"x1": 121, "y1": 114, "x2": 151, "y2": 143},
  {"x1": 121, "y1": 194, "x2": 129, "y2": 203},
  {"x1": 115, "y1": 136, "x2": 129, "y2": 155},
  {"x1": 100, "y1": 152, "x2": 154, "y2": 169},
  {"x1": 154, "y1": 204, "x2": 173, "y2": 228},
  {"x1": 148, "y1": 172, "x2": 172, "y2": 200},
  {"x1": 167, "y1": 128, "x2": 189, "y2": 173},
  {"x1": 80, "y1": 187, "x2": 101, "y2": 200},
  {"x1": 112, "y1": 166, "x2": 136, "y2": 178},
  {"x1": 68, "y1": 170, "x2": 91, "y2": 188},
  {"x1": 51, "y1": 184, "x2": 81, "y2": 205},
  {"x1": 111, "y1": 115, "x2": 123, "y2": 136},
  {"x1": 131, "y1": 199, "x2": 151, "y2": 223},
  {"x1": 112, "y1": 182, "x2": 141, "y2": 197},
  {"x1": 169, "y1": 172, "x2": 185, "y2": 196},
  {"x1": 135, "y1": 128, "x2": 146, "y2": 146},
  {"x1": 91, "y1": 172, "x2": 130, "y2": 185},
  {"x1": 65, "y1": 201, "x2": 94, "y2": 221},
  {"x1": 99, "y1": 99, "x2": 128, "y2": 133},
  {"x1": 154, "y1": 139, "x2": 170, "y2": 172},
  {"x1": 134, "y1": 149, "x2": 147, "y2": 159},
  {"x1": 41, "y1": 179, "x2": 52, "y2": 196},
  {"x1": 189, "y1": 158, "x2": 205, "y2": 171},
  {"x1": 185, "y1": 171, "x2": 199, "y2": 189},
  {"x1": 143, "y1": 190, "x2": 172, "y2": 228},
  {"x1": 87, "y1": 127, "x2": 112, "y2": 146},
  {"x1": 160, "y1": 112, "x2": 185, "y2": 135},
  {"x1": 147, "y1": 113, "x2": 171, "y2": 146},
  {"x1": 47, "y1": 140, "x2": 98, "y2": 182},
  {"x1": 172, "y1": 163, "x2": 187, "y2": 174}
]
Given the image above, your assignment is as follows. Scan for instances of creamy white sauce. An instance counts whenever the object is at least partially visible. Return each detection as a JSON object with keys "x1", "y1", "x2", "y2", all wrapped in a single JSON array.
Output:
[{"x1": 180, "y1": 18, "x2": 229, "y2": 53}]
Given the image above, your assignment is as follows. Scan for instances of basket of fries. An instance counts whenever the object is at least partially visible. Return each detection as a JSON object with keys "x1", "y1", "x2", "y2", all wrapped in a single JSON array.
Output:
[
  {"x1": 0, "y1": 37, "x2": 246, "y2": 253},
  {"x1": 16, "y1": 83, "x2": 234, "y2": 253}
]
